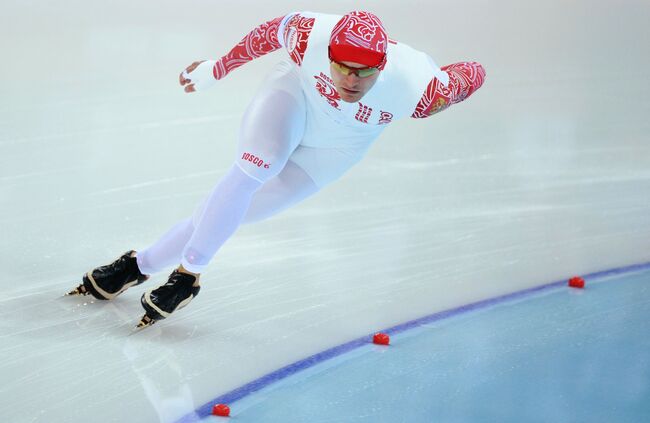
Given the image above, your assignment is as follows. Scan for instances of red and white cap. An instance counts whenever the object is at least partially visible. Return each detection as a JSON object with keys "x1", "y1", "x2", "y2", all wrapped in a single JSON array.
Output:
[{"x1": 329, "y1": 11, "x2": 388, "y2": 70}]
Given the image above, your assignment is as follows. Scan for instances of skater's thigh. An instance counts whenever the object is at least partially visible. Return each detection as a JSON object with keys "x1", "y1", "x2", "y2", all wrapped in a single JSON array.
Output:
[
  {"x1": 236, "y1": 62, "x2": 306, "y2": 183},
  {"x1": 243, "y1": 159, "x2": 320, "y2": 224}
]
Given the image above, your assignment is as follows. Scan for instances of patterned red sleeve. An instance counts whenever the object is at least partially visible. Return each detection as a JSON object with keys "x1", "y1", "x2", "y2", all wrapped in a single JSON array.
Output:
[
  {"x1": 411, "y1": 62, "x2": 486, "y2": 119},
  {"x1": 281, "y1": 14, "x2": 315, "y2": 66},
  {"x1": 212, "y1": 16, "x2": 285, "y2": 80}
]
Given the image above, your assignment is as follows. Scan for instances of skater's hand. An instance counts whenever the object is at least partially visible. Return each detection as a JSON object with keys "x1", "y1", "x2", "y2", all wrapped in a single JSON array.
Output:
[{"x1": 180, "y1": 60, "x2": 218, "y2": 93}]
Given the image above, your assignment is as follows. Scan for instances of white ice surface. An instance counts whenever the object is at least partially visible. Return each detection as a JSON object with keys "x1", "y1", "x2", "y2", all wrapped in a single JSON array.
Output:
[{"x1": 1, "y1": 0, "x2": 649, "y2": 422}]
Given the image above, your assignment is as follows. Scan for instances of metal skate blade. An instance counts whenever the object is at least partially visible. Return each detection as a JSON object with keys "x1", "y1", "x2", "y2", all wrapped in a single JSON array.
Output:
[
  {"x1": 132, "y1": 314, "x2": 155, "y2": 332},
  {"x1": 65, "y1": 284, "x2": 87, "y2": 297}
]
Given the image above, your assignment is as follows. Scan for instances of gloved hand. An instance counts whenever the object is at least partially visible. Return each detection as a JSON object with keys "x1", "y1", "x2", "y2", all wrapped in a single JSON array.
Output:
[{"x1": 179, "y1": 60, "x2": 218, "y2": 93}]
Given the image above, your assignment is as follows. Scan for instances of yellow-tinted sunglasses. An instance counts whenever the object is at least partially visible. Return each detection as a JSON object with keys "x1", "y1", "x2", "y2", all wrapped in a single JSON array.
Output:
[{"x1": 330, "y1": 60, "x2": 380, "y2": 78}]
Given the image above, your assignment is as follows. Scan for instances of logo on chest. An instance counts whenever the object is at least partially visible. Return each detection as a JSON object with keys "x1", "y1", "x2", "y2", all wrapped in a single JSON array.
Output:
[
  {"x1": 378, "y1": 110, "x2": 393, "y2": 124},
  {"x1": 354, "y1": 105, "x2": 393, "y2": 125},
  {"x1": 355, "y1": 103, "x2": 373, "y2": 123}
]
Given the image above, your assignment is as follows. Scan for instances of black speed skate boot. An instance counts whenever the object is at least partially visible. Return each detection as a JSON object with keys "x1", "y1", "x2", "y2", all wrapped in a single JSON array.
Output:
[
  {"x1": 136, "y1": 267, "x2": 200, "y2": 328},
  {"x1": 67, "y1": 251, "x2": 149, "y2": 300}
]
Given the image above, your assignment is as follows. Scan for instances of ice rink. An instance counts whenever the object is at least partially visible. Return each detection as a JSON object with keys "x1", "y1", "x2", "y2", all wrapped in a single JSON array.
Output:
[{"x1": 1, "y1": 0, "x2": 649, "y2": 422}]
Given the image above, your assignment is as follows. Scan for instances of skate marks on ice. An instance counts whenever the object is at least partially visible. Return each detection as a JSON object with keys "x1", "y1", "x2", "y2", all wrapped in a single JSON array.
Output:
[
  {"x1": 0, "y1": 281, "x2": 150, "y2": 338},
  {"x1": 2, "y1": 284, "x2": 208, "y2": 358},
  {"x1": 1, "y1": 284, "x2": 203, "y2": 423},
  {"x1": 60, "y1": 286, "x2": 204, "y2": 336}
]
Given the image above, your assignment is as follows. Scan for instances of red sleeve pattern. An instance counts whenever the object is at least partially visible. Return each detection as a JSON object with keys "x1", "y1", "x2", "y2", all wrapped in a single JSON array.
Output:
[
  {"x1": 213, "y1": 16, "x2": 285, "y2": 80},
  {"x1": 282, "y1": 14, "x2": 315, "y2": 66},
  {"x1": 411, "y1": 62, "x2": 486, "y2": 119}
]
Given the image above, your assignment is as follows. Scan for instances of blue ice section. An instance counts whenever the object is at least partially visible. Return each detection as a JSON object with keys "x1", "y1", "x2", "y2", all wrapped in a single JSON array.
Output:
[{"x1": 195, "y1": 268, "x2": 650, "y2": 422}]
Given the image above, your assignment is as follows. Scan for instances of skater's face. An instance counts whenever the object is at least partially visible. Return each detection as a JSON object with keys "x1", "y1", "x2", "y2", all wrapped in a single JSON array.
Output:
[{"x1": 330, "y1": 60, "x2": 381, "y2": 103}]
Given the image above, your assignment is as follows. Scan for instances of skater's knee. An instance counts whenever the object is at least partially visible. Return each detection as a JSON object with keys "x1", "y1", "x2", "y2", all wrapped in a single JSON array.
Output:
[{"x1": 181, "y1": 247, "x2": 210, "y2": 274}]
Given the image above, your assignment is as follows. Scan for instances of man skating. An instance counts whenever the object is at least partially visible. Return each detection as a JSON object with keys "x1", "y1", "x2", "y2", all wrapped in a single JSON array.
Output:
[{"x1": 68, "y1": 11, "x2": 486, "y2": 328}]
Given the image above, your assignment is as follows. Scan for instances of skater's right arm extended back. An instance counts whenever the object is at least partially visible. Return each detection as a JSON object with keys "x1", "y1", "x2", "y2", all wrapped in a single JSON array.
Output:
[{"x1": 179, "y1": 14, "x2": 292, "y2": 93}]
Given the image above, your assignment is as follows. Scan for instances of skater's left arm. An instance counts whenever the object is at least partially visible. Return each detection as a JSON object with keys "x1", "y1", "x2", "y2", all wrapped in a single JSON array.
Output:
[{"x1": 411, "y1": 61, "x2": 486, "y2": 118}]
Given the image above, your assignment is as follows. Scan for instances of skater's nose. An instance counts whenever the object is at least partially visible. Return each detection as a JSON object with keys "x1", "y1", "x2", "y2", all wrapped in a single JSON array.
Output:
[{"x1": 344, "y1": 72, "x2": 361, "y2": 86}]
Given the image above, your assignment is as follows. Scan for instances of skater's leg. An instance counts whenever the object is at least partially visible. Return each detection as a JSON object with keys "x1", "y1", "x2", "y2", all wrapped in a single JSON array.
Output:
[
  {"x1": 135, "y1": 159, "x2": 319, "y2": 275},
  {"x1": 137, "y1": 165, "x2": 264, "y2": 325},
  {"x1": 180, "y1": 164, "x2": 262, "y2": 273},
  {"x1": 181, "y1": 84, "x2": 306, "y2": 273},
  {"x1": 136, "y1": 72, "x2": 306, "y2": 279},
  {"x1": 242, "y1": 159, "x2": 320, "y2": 224},
  {"x1": 138, "y1": 65, "x2": 306, "y2": 326},
  {"x1": 136, "y1": 218, "x2": 195, "y2": 275}
]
